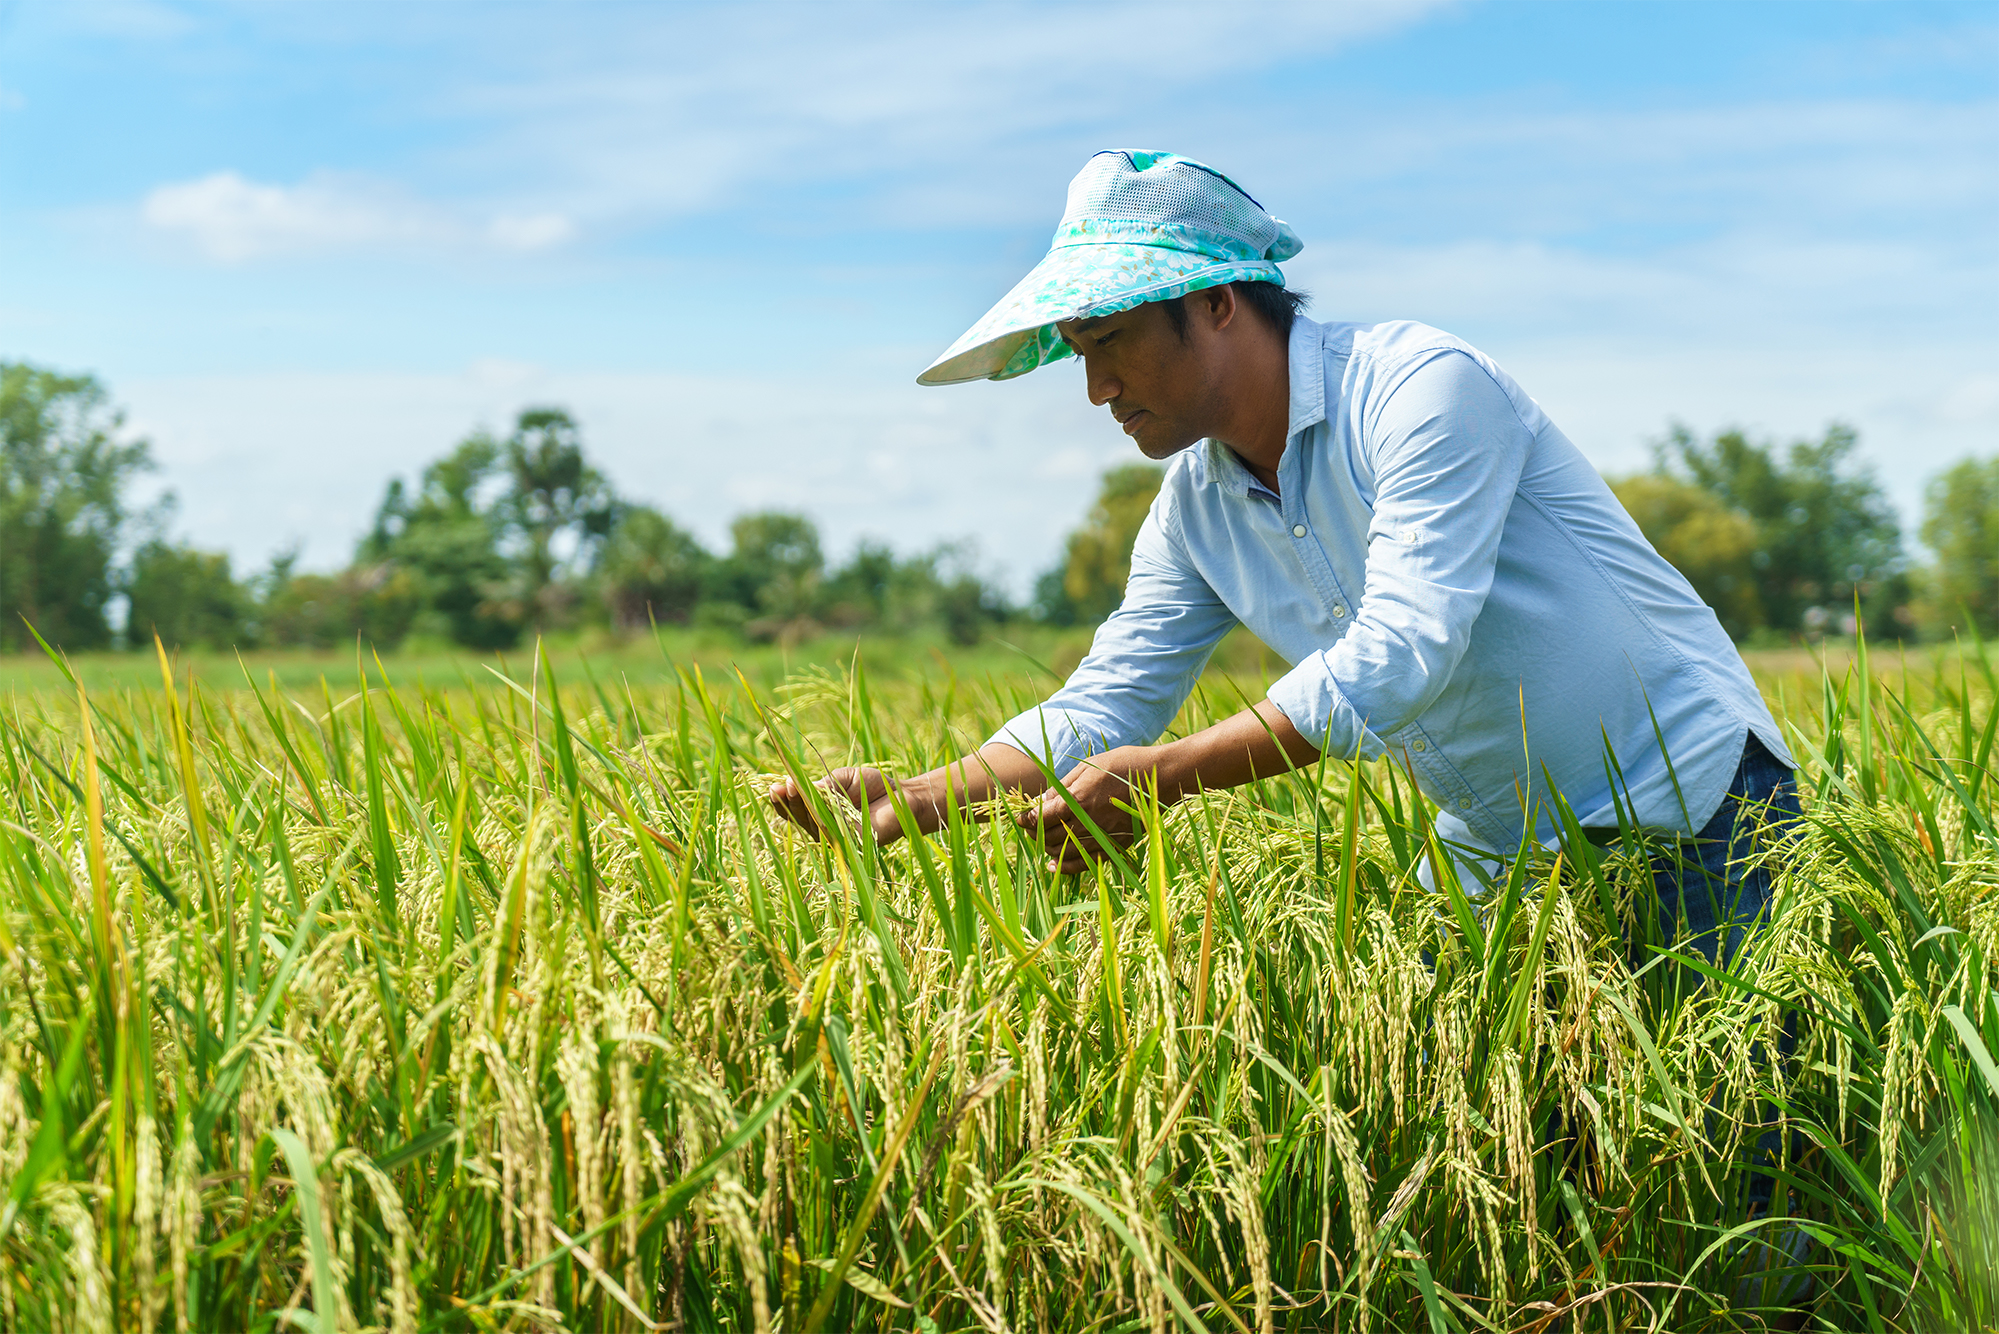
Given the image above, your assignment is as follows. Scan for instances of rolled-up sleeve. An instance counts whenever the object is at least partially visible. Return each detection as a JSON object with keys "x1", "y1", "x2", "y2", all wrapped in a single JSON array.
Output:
[
  {"x1": 989, "y1": 496, "x2": 1237, "y2": 774},
  {"x1": 1266, "y1": 350, "x2": 1533, "y2": 759}
]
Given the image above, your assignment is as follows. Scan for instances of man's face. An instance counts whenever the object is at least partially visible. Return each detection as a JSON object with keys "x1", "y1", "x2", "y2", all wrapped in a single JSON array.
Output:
[{"x1": 1056, "y1": 299, "x2": 1224, "y2": 461}]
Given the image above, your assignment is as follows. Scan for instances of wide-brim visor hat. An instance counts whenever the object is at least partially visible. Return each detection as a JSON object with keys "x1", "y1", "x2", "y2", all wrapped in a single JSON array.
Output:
[{"x1": 917, "y1": 150, "x2": 1302, "y2": 386}]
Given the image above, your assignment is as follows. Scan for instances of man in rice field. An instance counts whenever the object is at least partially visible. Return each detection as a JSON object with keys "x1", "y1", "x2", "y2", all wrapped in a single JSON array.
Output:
[{"x1": 770, "y1": 148, "x2": 1801, "y2": 966}]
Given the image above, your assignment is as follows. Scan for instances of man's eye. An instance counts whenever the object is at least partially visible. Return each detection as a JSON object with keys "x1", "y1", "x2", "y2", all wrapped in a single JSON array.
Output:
[{"x1": 1094, "y1": 331, "x2": 1119, "y2": 348}]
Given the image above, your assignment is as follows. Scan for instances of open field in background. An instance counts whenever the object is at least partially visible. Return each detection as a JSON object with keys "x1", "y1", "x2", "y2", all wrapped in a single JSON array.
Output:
[
  {"x1": 0, "y1": 627, "x2": 1976, "y2": 703},
  {"x1": 0, "y1": 635, "x2": 1994, "y2": 1332}
]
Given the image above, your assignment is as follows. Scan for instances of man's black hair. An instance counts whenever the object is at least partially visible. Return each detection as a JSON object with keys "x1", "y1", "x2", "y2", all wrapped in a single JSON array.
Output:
[{"x1": 1160, "y1": 281, "x2": 1309, "y2": 342}]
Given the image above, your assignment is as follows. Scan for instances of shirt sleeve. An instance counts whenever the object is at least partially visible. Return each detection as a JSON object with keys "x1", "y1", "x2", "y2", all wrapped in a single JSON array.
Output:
[
  {"x1": 1266, "y1": 349, "x2": 1534, "y2": 760},
  {"x1": 989, "y1": 494, "x2": 1238, "y2": 775}
]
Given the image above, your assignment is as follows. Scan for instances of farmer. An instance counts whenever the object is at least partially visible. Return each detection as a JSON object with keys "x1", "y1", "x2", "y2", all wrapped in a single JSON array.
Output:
[{"x1": 769, "y1": 149, "x2": 1799, "y2": 960}]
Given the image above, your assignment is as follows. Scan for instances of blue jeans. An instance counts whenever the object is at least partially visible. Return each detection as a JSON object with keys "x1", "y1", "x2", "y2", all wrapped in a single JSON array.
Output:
[
  {"x1": 1645, "y1": 732, "x2": 1805, "y2": 1235},
  {"x1": 1644, "y1": 730, "x2": 1803, "y2": 967}
]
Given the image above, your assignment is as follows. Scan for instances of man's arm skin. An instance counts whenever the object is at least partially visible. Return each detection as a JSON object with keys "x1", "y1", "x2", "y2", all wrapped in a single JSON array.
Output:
[{"x1": 767, "y1": 698, "x2": 1320, "y2": 873}]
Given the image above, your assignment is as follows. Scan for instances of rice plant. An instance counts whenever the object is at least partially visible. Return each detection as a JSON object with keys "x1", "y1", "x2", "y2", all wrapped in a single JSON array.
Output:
[{"x1": 0, "y1": 634, "x2": 1992, "y2": 1332}]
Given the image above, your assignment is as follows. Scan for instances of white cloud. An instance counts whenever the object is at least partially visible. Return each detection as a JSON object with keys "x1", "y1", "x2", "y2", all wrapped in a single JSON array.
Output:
[
  {"x1": 139, "y1": 169, "x2": 575, "y2": 262},
  {"x1": 141, "y1": 171, "x2": 445, "y2": 260},
  {"x1": 487, "y1": 213, "x2": 574, "y2": 251}
]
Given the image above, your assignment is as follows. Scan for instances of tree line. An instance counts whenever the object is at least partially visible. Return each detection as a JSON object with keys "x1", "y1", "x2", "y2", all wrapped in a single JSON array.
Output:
[
  {"x1": 0, "y1": 361, "x2": 1012, "y2": 654},
  {"x1": 3, "y1": 357, "x2": 1997, "y2": 655}
]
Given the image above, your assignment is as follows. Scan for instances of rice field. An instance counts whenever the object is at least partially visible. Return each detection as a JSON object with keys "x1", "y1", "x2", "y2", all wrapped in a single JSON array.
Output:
[{"x1": 0, "y1": 636, "x2": 1994, "y2": 1332}]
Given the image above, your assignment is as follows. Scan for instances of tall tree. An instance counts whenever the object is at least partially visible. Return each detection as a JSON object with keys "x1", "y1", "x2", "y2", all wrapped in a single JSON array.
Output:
[
  {"x1": 597, "y1": 504, "x2": 710, "y2": 630},
  {"x1": 1918, "y1": 454, "x2": 1999, "y2": 637},
  {"x1": 0, "y1": 363, "x2": 155, "y2": 652},
  {"x1": 361, "y1": 432, "x2": 522, "y2": 649},
  {"x1": 1655, "y1": 423, "x2": 1905, "y2": 635},
  {"x1": 501, "y1": 407, "x2": 614, "y2": 627},
  {"x1": 718, "y1": 511, "x2": 824, "y2": 620}
]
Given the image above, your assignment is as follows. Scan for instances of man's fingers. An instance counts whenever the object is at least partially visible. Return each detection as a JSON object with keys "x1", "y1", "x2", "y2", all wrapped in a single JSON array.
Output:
[
  {"x1": 826, "y1": 765, "x2": 897, "y2": 813},
  {"x1": 766, "y1": 778, "x2": 824, "y2": 836},
  {"x1": 1016, "y1": 797, "x2": 1098, "y2": 872},
  {"x1": 1019, "y1": 795, "x2": 1067, "y2": 841}
]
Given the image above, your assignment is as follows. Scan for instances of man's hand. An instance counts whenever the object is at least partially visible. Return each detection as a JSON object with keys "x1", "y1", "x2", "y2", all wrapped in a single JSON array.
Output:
[
  {"x1": 1022, "y1": 700, "x2": 1319, "y2": 873},
  {"x1": 1018, "y1": 744, "x2": 1163, "y2": 873},
  {"x1": 766, "y1": 701, "x2": 1317, "y2": 872},
  {"x1": 766, "y1": 744, "x2": 1050, "y2": 847},
  {"x1": 767, "y1": 766, "x2": 912, "y2": 845}
]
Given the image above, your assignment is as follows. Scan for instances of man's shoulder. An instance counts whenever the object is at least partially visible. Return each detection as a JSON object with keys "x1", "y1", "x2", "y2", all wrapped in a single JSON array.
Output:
[
  {"x1": 1311, "y1": 317, "x2": 1548, "y2": 435},
  {"x1": 1315, "y1": 318, "x2": 1482, "y2": 371}
]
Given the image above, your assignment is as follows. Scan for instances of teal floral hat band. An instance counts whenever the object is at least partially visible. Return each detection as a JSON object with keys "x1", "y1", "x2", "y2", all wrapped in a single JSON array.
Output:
[{"x1": 917, "y1": 150, "x2": 1303, "y2": 386}]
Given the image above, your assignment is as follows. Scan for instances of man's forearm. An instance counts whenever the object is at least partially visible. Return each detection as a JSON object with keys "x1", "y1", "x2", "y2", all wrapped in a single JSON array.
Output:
[
  {"x1": 1015, "y1": 699, "x2": 1321, "y2": 870},
  {"x1": 876, "y1": 701, "x2": 1317, "y2": 848},
  {"x1": 1146, "y1": 699, "x2": 1322, "y2": 800},
  {"x1": 894, "y1": 743, "x2": 1049, "y2": 834}
]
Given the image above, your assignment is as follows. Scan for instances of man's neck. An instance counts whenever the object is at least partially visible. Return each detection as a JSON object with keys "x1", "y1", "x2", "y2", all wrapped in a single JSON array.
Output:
[{"x1": 1211, "y1": 323, "x2": 1291, "y2": 495}]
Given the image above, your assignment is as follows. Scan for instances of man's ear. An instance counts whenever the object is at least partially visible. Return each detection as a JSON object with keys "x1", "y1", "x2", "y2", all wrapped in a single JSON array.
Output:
[{"x1": 1198, "y1": 283, "x2": 1239, "y2": 334}]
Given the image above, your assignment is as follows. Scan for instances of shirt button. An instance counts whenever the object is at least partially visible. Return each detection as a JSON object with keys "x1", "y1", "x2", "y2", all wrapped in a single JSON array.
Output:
[
  {"x1": 1458, "y1": 797, "x2": 1474, "y2": 811},
  {"x1": 1331, "y1": 604, "x2": 1346, "y2": 618},
  {"x1": 1291, "y1": 524, "x2": 1307, "y2": 538},
  {"x1": 1412, "y1": 739, "x2": 1426, "y2": 752}
]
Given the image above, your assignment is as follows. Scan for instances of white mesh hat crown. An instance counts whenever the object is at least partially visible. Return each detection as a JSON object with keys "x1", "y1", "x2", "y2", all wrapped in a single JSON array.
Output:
[{"x1": 917, "y1": 150, "x2": 1303, "y2": 386}]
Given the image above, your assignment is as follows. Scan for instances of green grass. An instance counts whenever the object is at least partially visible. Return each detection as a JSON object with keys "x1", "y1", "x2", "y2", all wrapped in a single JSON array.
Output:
[{"x1": 0, "y1": 631, "x2": 1993, "y2": 1331}]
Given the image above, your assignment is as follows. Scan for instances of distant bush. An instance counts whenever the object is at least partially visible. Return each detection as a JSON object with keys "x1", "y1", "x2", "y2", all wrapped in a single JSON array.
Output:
[
  {"x1": 126, "y1": 541, "x2": 254, "y2": 652},
  {"x1": 260, "y1": 562, "x2": 421, "y2": 652}
]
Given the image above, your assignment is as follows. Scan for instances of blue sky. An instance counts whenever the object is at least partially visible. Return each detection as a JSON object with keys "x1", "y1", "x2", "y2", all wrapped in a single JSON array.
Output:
[{"x1": 3, "y1": 0, "x2": 1994, "y2": 593}]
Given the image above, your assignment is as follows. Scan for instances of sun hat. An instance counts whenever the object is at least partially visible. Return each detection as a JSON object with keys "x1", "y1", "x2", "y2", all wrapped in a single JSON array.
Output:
[{"x1": 916, "y1": 150, "x2": 1302, "y2": 387}]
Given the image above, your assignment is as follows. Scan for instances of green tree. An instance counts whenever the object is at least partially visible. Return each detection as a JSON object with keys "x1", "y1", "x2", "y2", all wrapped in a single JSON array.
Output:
[
  {"x1": 501, "y1": 407, "x2": 614, "y2": 628},
  {"x1": 1046, "y1": 463, "x2": 1165, "y2": 624},
  {"x1": 125, "y1": 541, "x2": 252, "y2": 651},
  {"x1": 0, "y1": 362, "x2": 155, "y2": 652},
  {"x1": 1917, "y1": 454, "x2": 1999, "y2": 637},
  {"x1": 1610, "y1": 474, "x2": 1763, "y2": 639},
  {"x1": 930, "y1": 544, "x2": 1011, "y2": 647},
  {"x1": 817, "y1": 539, "x2": 1011, "y2": 642},
  {"x1": 597, "y1": 504, "x2": 711, "y2": 631},
  {"x1": 822, "y1": 540, "x2": 901, "y2": 628},
  {"x1": 1655, "y1": 422, "x2": 1905, "y2": 636},
  {"x1": 716, "y1": 511, "x2": 824, "y2": 621},
  {"x1": 361, "y1": 433, "x2": 522, "y2": 649}
]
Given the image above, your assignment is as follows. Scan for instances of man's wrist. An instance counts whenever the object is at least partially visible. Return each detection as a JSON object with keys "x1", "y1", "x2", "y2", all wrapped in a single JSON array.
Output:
[
  {"x1": 1148, "y1": 740, "x2": 1197, "y2": 806},
  {"x1": 897, "y1": 761, "x2": 984, "y2": 834},
  {"x1": 888, "y1": 770, "x2": 944, "y2": 833}
]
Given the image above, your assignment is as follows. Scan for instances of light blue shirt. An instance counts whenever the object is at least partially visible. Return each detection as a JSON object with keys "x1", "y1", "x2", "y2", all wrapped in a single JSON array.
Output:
[{"x1": 992, "y1": 315, "x2": 1790, "y2": 855}]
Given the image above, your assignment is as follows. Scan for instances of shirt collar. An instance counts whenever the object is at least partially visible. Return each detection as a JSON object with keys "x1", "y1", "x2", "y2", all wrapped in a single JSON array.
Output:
[
  {"x1": 1202, "y1": 313, "x2": 1327, "y2": 497},
  {"x1": 1284, "y1": 313, "x2": 1329, "y2": 438}
]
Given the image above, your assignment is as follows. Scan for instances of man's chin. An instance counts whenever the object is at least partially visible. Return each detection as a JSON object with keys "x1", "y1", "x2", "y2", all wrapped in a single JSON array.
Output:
[{"x1": 1135, "y1": 431, "x2": 1200, "y2": 461}]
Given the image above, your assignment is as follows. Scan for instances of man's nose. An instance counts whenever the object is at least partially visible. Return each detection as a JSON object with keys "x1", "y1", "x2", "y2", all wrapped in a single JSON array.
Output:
[{"x1": 1086, "y1": 365, "x2": 1121, "y2": 407}]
